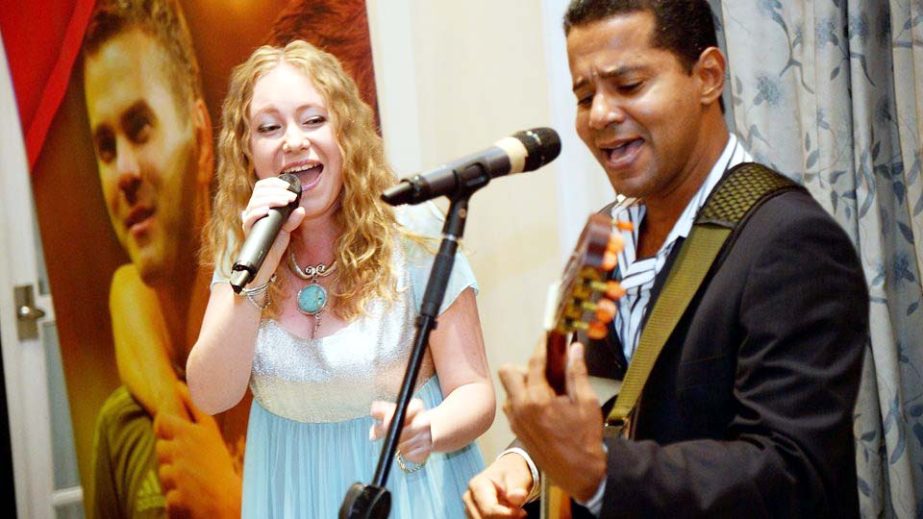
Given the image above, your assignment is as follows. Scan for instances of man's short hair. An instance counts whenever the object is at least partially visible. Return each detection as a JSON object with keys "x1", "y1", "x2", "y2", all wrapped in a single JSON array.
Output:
[
  {"x1": 563, "y1": 0, "x2": 718, "y2": 74},
  {"x1": 83, "y1": 0, "x2": 203, "y2": 106}
]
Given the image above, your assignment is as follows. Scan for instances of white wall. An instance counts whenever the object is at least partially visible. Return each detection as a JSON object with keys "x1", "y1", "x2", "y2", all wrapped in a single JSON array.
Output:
[{"x1": 367, "y1": 0, "x2": 616, "y2": 460}]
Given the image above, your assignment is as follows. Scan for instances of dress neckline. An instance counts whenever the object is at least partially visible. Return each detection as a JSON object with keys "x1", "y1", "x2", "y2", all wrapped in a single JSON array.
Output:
[{"x1": 260, "y1": 318, "x2": 349, "y2": 343}]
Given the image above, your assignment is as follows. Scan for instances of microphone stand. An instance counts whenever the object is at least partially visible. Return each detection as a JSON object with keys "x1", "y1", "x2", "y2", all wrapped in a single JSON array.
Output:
[{"x1": 339, "y1": 191, "x2": 473, "y2": 519}]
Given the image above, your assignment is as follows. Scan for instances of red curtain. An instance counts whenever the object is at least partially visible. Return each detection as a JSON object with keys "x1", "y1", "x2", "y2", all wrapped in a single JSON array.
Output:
[{"x1": 0, "y1": 0, "x2": 95, "y2": 170}]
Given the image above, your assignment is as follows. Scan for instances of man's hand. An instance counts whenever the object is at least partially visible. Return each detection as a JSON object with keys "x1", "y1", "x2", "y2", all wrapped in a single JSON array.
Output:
[
  {"x1": 463, "y1": 452, "x2": 531, "y2": 518},
  {"x1": 154, "y1": 382, "x2": 242, "y2": 518},
  {"x1": 499, "y1": 342, "x2": 606, "y2": 502},
  {"x1": 369, "y1": 398, "x2": 433, "y2": 465}
]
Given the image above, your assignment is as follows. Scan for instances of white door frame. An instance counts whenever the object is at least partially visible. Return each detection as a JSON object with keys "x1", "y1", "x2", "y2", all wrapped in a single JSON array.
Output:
[{"x1": 0, "y1": 37, "x2": 61, "y2": 519}]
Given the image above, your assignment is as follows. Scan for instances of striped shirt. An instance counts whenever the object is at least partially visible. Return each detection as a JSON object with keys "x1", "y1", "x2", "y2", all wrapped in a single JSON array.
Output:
[{"x1": 610, "y1": 134, "x2": 751, "y2": 363}]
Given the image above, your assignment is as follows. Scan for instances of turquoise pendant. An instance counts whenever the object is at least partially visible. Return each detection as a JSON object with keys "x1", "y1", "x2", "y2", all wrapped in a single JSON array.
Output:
[{"x1": 296, "y1": 283, "x2": 328, "y2": 315}]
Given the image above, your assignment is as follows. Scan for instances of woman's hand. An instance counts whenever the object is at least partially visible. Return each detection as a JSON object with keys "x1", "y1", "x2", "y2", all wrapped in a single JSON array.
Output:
[
  {"x1": 240, "y1": 176, "x2": 305, "y2": 283},
  {"x1": 369, "y1": 398, "x2": 433, "y2": 464}
]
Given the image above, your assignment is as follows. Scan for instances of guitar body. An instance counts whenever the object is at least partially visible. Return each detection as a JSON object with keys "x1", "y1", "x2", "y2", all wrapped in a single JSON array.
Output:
[{"x1": 526, "y1": 497, "x2": 597, "y2": 518}]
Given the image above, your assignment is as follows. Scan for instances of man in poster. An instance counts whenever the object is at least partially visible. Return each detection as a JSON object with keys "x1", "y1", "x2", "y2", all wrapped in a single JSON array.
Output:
[{"x1": 81, "y1": 0, "x2": 241, "y2": 516}]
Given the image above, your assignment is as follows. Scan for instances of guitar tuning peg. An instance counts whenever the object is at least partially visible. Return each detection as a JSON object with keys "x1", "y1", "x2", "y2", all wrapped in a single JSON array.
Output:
[
  {"x1": 587, "y1": 321, "x2": 608, "y2": 340},
  {"x1": 602, "y1": 251, "x2": 617, "y2": 271},
  {"x1": 606, "y1": 281, "x2": 626, "y2": 300},
  {"x1": 613, "y1": 219, "x2": 634, "y2": 231},
  {"x1": 595, "y1": 299, "x2": 616, "y2": 323},
  {"x1": 579, "y1": 299, "x2": 616, "y2": 323},
  {"x1": 607, "y1": 232, "x2": 624, "y2": 253}
]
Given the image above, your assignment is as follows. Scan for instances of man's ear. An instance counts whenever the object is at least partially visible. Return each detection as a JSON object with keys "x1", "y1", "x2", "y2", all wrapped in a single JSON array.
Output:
[
  {"x1": 192, "y1": 98, "x2": 214, "y2": 186},
  {"x1": 695, "y1": 47, "x2": 726, "y2": 107}
]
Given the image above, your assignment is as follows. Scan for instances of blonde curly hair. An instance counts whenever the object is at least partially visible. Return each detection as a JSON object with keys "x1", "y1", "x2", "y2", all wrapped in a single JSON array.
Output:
[{"x1": 202, "y1": 40, "x2": 397, "y2": 319}]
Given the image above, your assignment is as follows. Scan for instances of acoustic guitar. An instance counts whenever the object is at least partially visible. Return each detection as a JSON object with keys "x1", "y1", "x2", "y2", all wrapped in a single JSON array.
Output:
[{"x1": 539, "y1": 213, "x2": 627, "y2": 519}]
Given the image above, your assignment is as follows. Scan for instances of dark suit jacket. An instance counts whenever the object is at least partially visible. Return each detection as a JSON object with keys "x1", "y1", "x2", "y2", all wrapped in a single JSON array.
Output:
[{"x1": 584, "y1": 184, "x2": 868, "y2": 518}]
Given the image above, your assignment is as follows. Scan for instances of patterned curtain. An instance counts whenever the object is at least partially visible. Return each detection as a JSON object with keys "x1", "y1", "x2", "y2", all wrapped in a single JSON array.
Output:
[{"x1": 713, "y1": 1, "x2": 923, "y2": 516}]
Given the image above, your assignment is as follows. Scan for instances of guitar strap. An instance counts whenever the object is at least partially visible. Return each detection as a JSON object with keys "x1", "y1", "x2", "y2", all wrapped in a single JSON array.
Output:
[{"x1": 604, "y1": 162, "x2": 801, "y2": 438}]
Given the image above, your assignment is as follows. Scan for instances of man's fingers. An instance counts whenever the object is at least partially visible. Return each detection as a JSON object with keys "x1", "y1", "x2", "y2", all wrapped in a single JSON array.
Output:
[
  {"x1": 495, "y1": 453, "x2": 533, "y2": 507},
  {"x1": 157, "y1": 463, "x2": 177, "y2": 492},
  {"x1": 466, "y1": 476, "x2": 507, "y2": 517},
  {"x1": 462, "y1": 489, "x2": 483, "y2": 519},
  {"x1": 500, "y1": 483, "x2": 529, "y2": 508},
  {"x1": 164, "y1": 488, "x2": 189, "y2": 516},
  {"x1": 153, "y1": 412, "x2": 182, "y2": 440},
  {"x1": 565, "y1": 342, "x2": 596, "y2": 403},
  {"x1": 154, "y1": 437, "x2": 172, "y2": 465},
  {"x1": 524, "y1": 341, "x2": 558, "y2": 403},
  {"x1": 526, "y1": 340, "x2": 548, "y2": 386},
  {"x1": 498, "y1": 365, "x2": 527, "y2": 403},
  {"x1": 175, "y1": 381, "x2": 202, "y2": 422}
]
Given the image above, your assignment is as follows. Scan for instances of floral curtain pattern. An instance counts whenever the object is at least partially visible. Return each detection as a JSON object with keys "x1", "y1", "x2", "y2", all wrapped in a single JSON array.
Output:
[{"x1": 713, "y1": 1, "x2": 923, "y2": 516}]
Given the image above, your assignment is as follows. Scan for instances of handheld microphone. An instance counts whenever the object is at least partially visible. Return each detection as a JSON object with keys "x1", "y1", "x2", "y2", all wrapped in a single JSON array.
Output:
[
  {"x1": 381, "y1": 127, "x2": 561, "y2": 206},
  {"x1": 230, "y1": 173, "x2": 302, "y2": 293}
]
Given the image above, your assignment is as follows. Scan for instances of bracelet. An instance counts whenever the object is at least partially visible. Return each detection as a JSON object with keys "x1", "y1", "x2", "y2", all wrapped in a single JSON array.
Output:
[
  {"x1": 238, "y1": 275, "x2": 275, "y2": 311},
  {"x1": 396, "y1": 451, "x2": 426, "y2": 474}
]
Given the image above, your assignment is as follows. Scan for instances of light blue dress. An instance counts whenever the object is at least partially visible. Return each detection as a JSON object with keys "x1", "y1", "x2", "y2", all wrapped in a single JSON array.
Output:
[{"x1": 239, "y1": 204, "x2": 484, "y2": 518}]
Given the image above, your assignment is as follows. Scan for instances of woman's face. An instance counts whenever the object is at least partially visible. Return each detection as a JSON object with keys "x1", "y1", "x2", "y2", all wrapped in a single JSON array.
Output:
[{"x1": 248, "y1": 62, "x2": 344, "y2": 222}]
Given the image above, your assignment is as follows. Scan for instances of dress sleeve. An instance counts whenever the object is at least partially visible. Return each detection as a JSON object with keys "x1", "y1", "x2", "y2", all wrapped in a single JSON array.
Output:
[
  {"x1": 396, "y1": 202, "x2": 479, "y2": 316},
  {"x1": 210, "y1": 268, "x2": 226, "y2": 287},
  {"x1": 210, "y1": 235, "x2": 237, "y2": 287}
]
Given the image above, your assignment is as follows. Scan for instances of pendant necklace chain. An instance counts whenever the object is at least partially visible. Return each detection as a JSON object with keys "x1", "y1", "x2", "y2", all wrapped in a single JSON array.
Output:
[{"x1": 288, "y1": 251, "x2": 336, "y2": 338}]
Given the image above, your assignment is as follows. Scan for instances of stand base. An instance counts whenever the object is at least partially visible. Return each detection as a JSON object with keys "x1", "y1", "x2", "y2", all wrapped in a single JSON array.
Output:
[{"x1": 339, "y1": 483, "x2": 391, "y2": 519}]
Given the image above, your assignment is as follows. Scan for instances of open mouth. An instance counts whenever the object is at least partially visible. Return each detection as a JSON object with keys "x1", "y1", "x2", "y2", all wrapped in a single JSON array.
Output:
[
  {"x1": 602, "y1": 138, "x2": 644, "y2": 166},
  {"x1": 282, "y1": 162, "x2": 324, "y2": 191}
]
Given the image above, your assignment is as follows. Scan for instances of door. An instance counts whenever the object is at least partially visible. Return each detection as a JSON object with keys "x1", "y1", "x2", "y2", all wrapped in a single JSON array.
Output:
[{"x1": 0, "y1": 41, "x2": 85, "y2": 518}]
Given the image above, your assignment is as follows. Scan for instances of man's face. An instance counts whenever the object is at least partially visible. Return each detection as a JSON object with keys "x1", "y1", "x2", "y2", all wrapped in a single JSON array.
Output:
[
  {"x1": 567, "y1": 11, "x2": 707, "y2": 200},
  {"x1": 84, "y1": 29, "x2": 202, "y2": 286}
]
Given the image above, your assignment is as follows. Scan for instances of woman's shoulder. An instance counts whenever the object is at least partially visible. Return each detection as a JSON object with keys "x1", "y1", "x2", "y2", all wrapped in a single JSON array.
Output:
[{"x1": 393, "y1": 202, "x2": 446, "y2": 238}]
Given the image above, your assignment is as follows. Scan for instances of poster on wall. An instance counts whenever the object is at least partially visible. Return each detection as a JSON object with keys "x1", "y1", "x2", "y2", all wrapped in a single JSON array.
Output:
[{"x1": 1, "y1": 0, "x2": 377, "y2": 515}]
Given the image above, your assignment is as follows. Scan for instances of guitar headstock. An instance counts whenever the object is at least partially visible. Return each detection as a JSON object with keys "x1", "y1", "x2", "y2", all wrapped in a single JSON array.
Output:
[{"x1": 545, "y1": 213, "x2": 628, "y2": 394}]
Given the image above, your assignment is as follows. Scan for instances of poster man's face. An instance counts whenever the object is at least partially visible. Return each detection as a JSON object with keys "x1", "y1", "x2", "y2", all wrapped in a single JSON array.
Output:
[{"x1": 84, "y1": 28, "x2": 202, "y2": 286}]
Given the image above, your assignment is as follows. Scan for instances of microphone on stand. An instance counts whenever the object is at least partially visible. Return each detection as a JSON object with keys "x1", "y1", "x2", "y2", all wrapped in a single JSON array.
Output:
[{"x1": 381, "y1": 127, "x2": 561, "y2": 206}]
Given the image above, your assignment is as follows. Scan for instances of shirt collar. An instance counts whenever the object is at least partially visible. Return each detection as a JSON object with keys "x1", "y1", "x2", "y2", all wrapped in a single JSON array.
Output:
[{"x1": 610, "y1": 133, "x2": 751, "y2": 258}]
